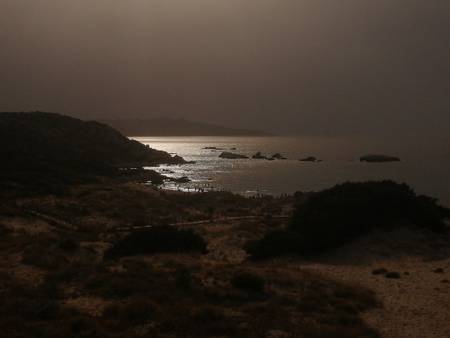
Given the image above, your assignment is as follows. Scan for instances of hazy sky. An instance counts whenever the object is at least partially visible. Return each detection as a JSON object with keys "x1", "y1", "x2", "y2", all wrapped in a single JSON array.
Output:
[{"x1": 1, "y1": 0, "x2": 449, "y2": 136}]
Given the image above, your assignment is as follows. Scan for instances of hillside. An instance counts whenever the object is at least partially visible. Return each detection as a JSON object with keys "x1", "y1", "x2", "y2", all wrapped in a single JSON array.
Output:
[
  {"x1": 0, "y1": 183, "x2": 381, "y2": 338},
  {"x1": 0, "y1": 112, "x2": 185, "y2": 193},
  {"x1": 101, "y1": 118, "x2": 271, "y2": 136}
]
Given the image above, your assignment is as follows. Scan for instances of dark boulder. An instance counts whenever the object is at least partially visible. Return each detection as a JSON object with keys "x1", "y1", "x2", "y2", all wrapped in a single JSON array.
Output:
[
  {"x1": 252, "y1": 152, "x2": 267, "y2": 159},
  {"x1": 173, "y1": 176, "x2": 191, "y2": 183},
  {"x1": 360, "y1": 155, "x2": 400, "y2": 163},
  {"x1": 203, "y1": 146, "x2": 224, "y2": 150},
  {"x1": 271, "y1": 153, "x2": 287, "y2": 160},
  {"x1": 219, "y1": 152, "x2": 248, "y2": 159},
  {"x1": 299, "y1": 156, "x2": 317, "y2": 162}
]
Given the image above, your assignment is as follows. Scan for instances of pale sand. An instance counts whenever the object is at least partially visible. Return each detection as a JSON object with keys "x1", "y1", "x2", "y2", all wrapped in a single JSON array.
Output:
[
  {"x1": 298, "y1": 228, "x2": 450, "y2": 338},
  {"x1": 199, "y1": 220, "x2": 450, "y2": 337}
]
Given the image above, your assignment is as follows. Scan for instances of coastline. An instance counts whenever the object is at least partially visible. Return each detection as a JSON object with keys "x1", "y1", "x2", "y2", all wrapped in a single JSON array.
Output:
[{"x1": 136, "y1": 136, "x2": 450, "y2": 207}]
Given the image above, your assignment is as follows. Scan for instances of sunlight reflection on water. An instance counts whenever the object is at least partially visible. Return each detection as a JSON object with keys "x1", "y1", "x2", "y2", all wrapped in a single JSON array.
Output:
[{"x1": 134, "y1": 136, "x2": 450, "y2": 206}]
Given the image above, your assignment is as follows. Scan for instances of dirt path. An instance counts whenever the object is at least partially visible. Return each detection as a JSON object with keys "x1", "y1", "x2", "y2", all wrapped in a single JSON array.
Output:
[{"x1": 116, "y1": 214, "x2": 290, "y2": 231}]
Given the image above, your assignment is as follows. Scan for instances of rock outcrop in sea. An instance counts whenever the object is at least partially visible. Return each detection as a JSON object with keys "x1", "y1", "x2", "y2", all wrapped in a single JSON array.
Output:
[
  {"x1": 271, "y1": 153, "x2": 287, "y2": 160},
  {"x1": 252, "y1": 152, "x2": 268, "y2": 159},
  {"x1": 219, "y1": 152, "x2": 249, "y2": 159},
  {"x1": 360, "y1": 155, "x2": 400, "y2": 163},
  {"x1": 203, "y1": 146, "x2": 224, "y2": 150},
  {"x1": 299, "y1": 156, "x2": 318, "y2": 162}
]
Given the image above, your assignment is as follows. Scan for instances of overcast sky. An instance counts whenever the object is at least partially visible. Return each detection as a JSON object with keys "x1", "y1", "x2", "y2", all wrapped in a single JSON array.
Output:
[{"x1": 1, "y1": 0, "x2": 449, "y2": 137}]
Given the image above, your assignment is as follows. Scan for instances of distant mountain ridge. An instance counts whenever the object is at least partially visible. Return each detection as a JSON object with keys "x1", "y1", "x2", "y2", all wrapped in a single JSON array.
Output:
[{"x1": 100, "y1": 118, "x2": 271, "y2": 136}]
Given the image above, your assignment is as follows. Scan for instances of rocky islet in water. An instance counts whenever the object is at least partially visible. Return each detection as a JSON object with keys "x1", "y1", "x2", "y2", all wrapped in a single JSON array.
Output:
[{"x1": 360, "y1": 154, "x2": 401, "y2": 163}]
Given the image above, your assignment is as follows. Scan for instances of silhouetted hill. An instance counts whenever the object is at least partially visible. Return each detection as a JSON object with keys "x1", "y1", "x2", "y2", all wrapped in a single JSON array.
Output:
[
  {"x1": 0, "y1": 112, "x2": 185, "y2": 194},
  {"x1": 101, "y1": 118, "x2": 271, "y2": 136}
]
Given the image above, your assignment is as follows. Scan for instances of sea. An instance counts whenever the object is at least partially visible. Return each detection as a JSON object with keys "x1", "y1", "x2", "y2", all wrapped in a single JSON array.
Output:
[{"x1": 134, "y1": 136, "x2": 450, "y2": 207}]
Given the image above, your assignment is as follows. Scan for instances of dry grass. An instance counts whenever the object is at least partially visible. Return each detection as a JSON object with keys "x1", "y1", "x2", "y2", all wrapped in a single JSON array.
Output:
[{"x1": 0, "y1": 183, "x2": 380, "y2": 338}]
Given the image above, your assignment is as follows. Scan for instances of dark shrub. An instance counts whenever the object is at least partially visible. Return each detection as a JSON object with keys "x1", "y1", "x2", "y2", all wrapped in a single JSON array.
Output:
[
  {"x1": 103, "y1": 299, "x2": 156, "y2": 329},
  {"x1": 291, "y1": 181, "x2": 445, "y2": 250},
  {"x1": 85, "y1": 271, "x2": 153, "y2": 298},
  {"x1": 245, "y1": 230, "x2": 306, "y2": 260},
  {"x1": 247, "y1": 181, "x2": 447, "y2": 259},
  {"x1": 192, "y1": 307, "x2": 239, "y2": 336},
  {"x1": 47, "y1": 262, "x2": 94, "y2": 285},
  {"x1": 22, "y1": 243, "x2": 68, "y2": 269},
  {"x1": 0, "y1": 224, "x2": 10, "y2": 236},
  {"x1": 161, "y1": 306, "x2": 239, "y2": 337},
  {"x1": 58, "y1": 238, "x2": 79, "y2": 252},
  {"x1": 105, "y1": 226, "x2": 207, "y2": 259},
  {"x1": 175, "y1": 268, "x2": 193, "y2": 290},
  {"x1": 231, "y1": 271, "x2": 265, "y2": 293},
  {"x1": 14, "y1": 298, "x2": 61, "y2": 320},
  {"x1": 385, "y1": 272, "x2": 401, "y2": 279},
  {"x1": 372, "y1": 268, "x2": 388, "y2": 276}
]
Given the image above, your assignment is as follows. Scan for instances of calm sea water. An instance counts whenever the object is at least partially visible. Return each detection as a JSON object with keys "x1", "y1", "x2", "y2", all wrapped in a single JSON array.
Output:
[{"x1": 134, "y1": 136, "x2": 450, "y2": 207}]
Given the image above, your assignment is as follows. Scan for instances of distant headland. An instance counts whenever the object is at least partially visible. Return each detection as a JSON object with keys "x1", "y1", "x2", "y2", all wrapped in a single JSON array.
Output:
[
  {"x1": 0, "y1": 112, "x2": 186, "y2": 195},
  {"x1": 100, "y1": 118, "x2": 271, "y2": 137}
]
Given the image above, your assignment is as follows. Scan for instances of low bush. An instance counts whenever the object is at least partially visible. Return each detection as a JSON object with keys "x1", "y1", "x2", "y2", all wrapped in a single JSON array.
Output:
[
  {"x1": 385, "y1": 272, "x2": 401, "y2": 279},
  {"x1": 245, "y1": 230, "x2": 306, "y2": 260},
  {"x1": 0, "y1": 273, "x2": 105, "y2": 338},
  {"x1": 103, "y1": 299, "x2": 156, "y2": 328},
  {"x1": 0, "y1": 224, "x2": 10, "y2": 236},
  {"x1": 175, "y1": 267, "x2": 193, "y2": 290},
  {"x1": 247, "y1": 181, "x2": 448, "y2": 259},
  {"x1": 291, "y1": 181, "x2": 446, "y2": 246},
  {"x1": 372, "y1": 268, "x2": 388, "y2": 276},
  {"x1": 160, "y1": 305, "x2": 239, "y2": 337},
  {"x1": 22, "y1": 242, "x2": 68, "y2": 270},
  {"x1": 85, "y1": 271, "x2": 154, "y2": 298},
  {"x1": 231, "y1": 271, "x2": 265, "y2": 293},
  {"x1": 58, "y1": 238, "x2": 79, "y2": 252},
  {"x1": 105, "y1": 226, "x2": 207, "y2": 259}
]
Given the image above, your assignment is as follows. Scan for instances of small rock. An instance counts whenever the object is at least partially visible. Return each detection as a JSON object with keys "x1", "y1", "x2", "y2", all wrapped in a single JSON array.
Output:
[
  {"x1": 360, "y1": 154, "x2": 400, "y2": 163},
  {"x1": 219, "y1": 152, "x2": 248, "y2": 159},
  {"x1": 433, "y1": 268, "x2": 444, "y2": 273},
  {"x1": 252, "y1": 152, "x2": 268, "y2": 159},
  {"x1": 299, "y1": 156, "x2": 317, "y2": 162},
  {"x1": 173, "y1": 176, "x2": 190, "y2": 183},
  {"x1": 271, "y1": 153, "x2": 287, "y2": 160}
]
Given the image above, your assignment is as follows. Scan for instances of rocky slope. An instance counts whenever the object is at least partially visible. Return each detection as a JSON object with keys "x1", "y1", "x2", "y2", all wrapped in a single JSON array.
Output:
[{"x1": 0, "y1": 112, "x2": 185, "y2": 194}]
